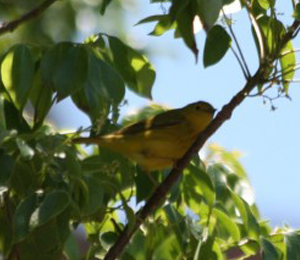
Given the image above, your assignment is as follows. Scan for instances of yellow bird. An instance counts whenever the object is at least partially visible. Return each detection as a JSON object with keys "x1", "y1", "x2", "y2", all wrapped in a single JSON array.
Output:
[{"x1": 73, "y1": 101, "x2": 215, "y2": 171}]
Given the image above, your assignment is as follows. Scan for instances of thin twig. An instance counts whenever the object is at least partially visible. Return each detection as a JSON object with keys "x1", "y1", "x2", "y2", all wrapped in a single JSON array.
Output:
[
  {"x1": 230, "y1": 46, "x2": 249, "y2": 79},
  {"x1": 283, "y1": 78, "x2": 300, "y2": 83},
  {"x1": 280, "y1": 48, "x2": 300, "y2": 57},
  {"x1": 243, "y1": 1, "x2": 267, "y2": 63},
  {"x1": 269, "y1": 63, "x2": 300, "y2": 81},
  {"x1": 223, "y1": 11, "x2": 251, "y2": 78},
  {"x1": 0, "y1": 0, "x2": 58, "y2": 36},
  {"x1": 247, "y1": 82, "x2": 274, "y2": 97}
]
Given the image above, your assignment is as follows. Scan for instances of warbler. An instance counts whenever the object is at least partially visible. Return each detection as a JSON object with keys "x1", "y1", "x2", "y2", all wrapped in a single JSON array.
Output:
[{"x1": 73, "y1": 101, "x2": 215, "y2": 171}]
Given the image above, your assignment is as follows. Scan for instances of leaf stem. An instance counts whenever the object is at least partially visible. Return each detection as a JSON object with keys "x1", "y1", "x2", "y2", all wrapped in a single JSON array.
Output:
[{"x1": 223, "y1": 11, "x2": 251, "y2": 78}]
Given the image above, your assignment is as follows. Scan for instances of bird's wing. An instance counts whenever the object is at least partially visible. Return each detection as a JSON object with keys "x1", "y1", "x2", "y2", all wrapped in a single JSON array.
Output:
[{"x1": 116, "y1": 109, "x2": 185, "y2": 136}]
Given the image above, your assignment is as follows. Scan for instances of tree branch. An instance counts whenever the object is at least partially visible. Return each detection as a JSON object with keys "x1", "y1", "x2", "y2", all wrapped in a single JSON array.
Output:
[
  {"x1": 103, "y1": 19, "x2": 300, "y2": 260},
  {"x1": 0, "y1": 0, "x2": 58, "y2": 36}
]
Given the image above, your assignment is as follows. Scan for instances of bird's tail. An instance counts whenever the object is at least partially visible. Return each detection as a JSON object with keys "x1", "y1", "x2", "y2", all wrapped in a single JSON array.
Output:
[{"x1": 72, "y1": 137, "x2": 103, "y2": 145}]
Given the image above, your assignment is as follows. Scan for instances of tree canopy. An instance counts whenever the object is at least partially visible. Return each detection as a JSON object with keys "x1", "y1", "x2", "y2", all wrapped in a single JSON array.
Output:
[{"x1": 0, "y1": 0, "x2": 300, "y2": 259}]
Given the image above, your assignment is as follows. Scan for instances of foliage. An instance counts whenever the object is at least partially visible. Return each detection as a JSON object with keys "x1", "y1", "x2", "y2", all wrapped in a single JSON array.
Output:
[{"x1": 0, "y1": 0, "x2": 300, "y2": 259}]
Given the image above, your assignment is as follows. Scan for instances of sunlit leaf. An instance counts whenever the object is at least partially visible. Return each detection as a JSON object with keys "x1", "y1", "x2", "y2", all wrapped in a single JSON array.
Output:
[
  {"x1": 13, "y1": 194, "x2": 37, "y2": 243},
  {"x1": 229, "y1": 190, "x2": 260, "y2": 240},
  {"x1": 261, "y1": 237, "x2": 281, "y2": 260},
  {"x1": 255, "y1": 16, "x2": 285, "y2": 57},
  {"x1": 137, "y1": 15, "x2": 175, "y2": 36},
  {"x1": 31, "y1": 190, "x2": 70, "y2": 227},
  {"x1": 189, "y1": 164, "x2": 215, "y2": 206},
  {"x1": 108, "y1": 36, "x2": 155, "y2": 99},
  {"x1": 1, "y1": 44, "x2": 34, "y2": 111},
  {"x1": 280, "y1": 40, "x2": 296, "y2": 93},
  {"x1": 213, "y1": 208, "x2": 240, "y2": 241},
  {"x1": 16, "y1": 138, "x2": 34, "y2": 160},
  {"x1": 164, "y1": 204, "x2": 189, "y2": 249}
]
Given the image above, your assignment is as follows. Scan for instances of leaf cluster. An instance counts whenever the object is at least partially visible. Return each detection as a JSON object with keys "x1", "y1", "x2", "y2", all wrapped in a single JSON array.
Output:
[{"x1": 0, "y1": 0, "x2": 300, "y2": 259}]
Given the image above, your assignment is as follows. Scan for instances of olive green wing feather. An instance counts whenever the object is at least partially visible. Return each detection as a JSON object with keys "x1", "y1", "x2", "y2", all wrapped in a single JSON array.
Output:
[{"x1": 116, "y1": 109, "x2": 185, "y2": 135}]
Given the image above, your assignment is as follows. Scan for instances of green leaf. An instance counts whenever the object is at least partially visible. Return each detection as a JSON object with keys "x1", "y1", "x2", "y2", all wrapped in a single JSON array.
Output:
[
  {"x1": 261, "y1": 237, "x2": 280, "y2": 260},
  {"x1": 19, "y1": 208, "x2": 70, "y2": 260},
  {"x1": 197, "y1": 0, "x2": 223, "y2": 30},
  {"x1": 15, "y1": 138, "x2": 35, "y2": 160},
  {"x1": 212, "y1": 208, "x2": 240, "y2": 241},
  {"x1": 123, "y1": 229, "x2": 147, "y2": 259},
  {"x1": 81, "y1": 175, "x2": 104, "y2": 215},
  {"x1": 1, "y1": 44, "x2": 34, "y2": 111},
  {"x1": 207, "y1": 165, "x2": 231, "y2": 204},
  {"x1": 31, "y1": 191, "x2": 70, "y2": 227},
  {"x1": 41, "y1": 42, "x2": 89, "y2": 100},
  {"x1": 280, "y1": 40, "x2": 296, "y2": 93},
  {"x1": 29, "y1": 68, "x2": 53, "y2": 128},
  {"x1": 10, "y1": 159, "x2": 39, "y2": 197},
  {"x1": 176, "y1": 2, "x2": 198, "y2": 59},
  {"x1": 13, "y1": 193, "x2": 37, "y2": 243},
  {"x1": 255, "y1": 16, "x2": 285, "y2": 57},
  {"x1": 121, "y1": 193, "x2": 136, "y2": 233},
  {"x1": 196, "y1": 234, "x2": 215, "y2": 260},
  {"x1": 285, "y1": 232, "x2": 300, "y2": 260},
  {"x1": 0, "y1": 153, "x2": 14, "y2": 185},
  {"x1": 240, "y1": 239, "x2": 260, "y2": 256},
  {"x1": 182, "y1": 169, "x2": 203, "y2": 209},
  {"x1": 0, "y1": 95, "x2": 5, "y2": 130},
  {"x1": 137, "y1": 15, "x2": 175, "y2": 36},
  {"x1": 152, "y1": 232, "x2": 181, "y2": 259},
  {"x1": 189, "y1": 164, "x2": 215, "y2": 206},
  {"x1": 135, "y1": 166, "x2": 159, "y2": 203},
  {"x1": 137, "y1": 15, "x2": 169, "y2": 25},
  {"x1": 100, "y1": 62, "x2": 125, "y2": 104},
  {"x1": 293, "y1": 3, "x2": 300, "y2": 21},
  {"x1": 100, "y1": 231, "x2": 118, "y2": 249},
  {"x1": 100, "y1": 0, "x2": 113, "y2": 15},
  {"x1": 65, "y1": 149, "x2": 81, "y2": 177},
  {"x1": 257, "y1": 0, "x2": 271, "y2": 10},
  {"x1": 108, "y1": 35, "x2": 155, "y2": 99},
  {"x1": 229, "y1": 190, "x2": 260, "y2": 240},
  {"x1": 204, "y1": 25, "x2": 231, "y2": 67},
  {"x1": 0, "y1": 97, "x2": 30, "y2": 132},
  {"x1": 64, "y1": 234, "x2": 81, "y2": 260},
  {"x1": 0, "y1": 206, "x2": 13, "y2": 257},
  {"x1": 164, "y1": 204, "x2": 189, "y2": 248}
]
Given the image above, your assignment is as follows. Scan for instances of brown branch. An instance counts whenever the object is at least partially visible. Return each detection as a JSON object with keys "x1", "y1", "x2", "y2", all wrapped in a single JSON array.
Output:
[
  {"x1": 0, "y1": 0, "x2": 58, "y2": 36},
  {"x1": 103, "y1": 19, "x2": 300, "y2": 260},
  {"x1": 103, "y1": 67, "x2": 265, "y2": 260}
]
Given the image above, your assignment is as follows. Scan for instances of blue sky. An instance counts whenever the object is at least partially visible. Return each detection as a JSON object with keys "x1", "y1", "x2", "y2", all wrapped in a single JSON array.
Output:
[{"x1": 50, "y1": 0, "x2": 300, "y2": 227}]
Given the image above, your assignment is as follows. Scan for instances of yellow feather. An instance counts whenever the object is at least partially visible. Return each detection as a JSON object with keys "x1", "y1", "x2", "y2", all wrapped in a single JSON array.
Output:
[{"x1": 73, "y1": 101, "x2": 215, "y2": 170}]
